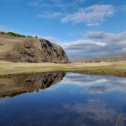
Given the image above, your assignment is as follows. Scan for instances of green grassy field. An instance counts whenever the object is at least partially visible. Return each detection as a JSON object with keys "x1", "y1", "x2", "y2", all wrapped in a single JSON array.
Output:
[{"x1": 0, "y1": 60, "x2": 126, "y2": 77}]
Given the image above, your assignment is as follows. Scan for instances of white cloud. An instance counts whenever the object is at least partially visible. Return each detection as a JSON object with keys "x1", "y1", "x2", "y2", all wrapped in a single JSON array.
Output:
[
  {"x1": 37, "y1": 12, "x2": 61, "y2": 19},
  {"x1": 28, "y1": 0, "x2": 85, "y2": 11},
  {"x1": 63, "y1": 39, "x2": 108, "y2": 59},
  {"x1": 62, "y1": 31, "x2": 126, "y2": 59},
  {"x1": 29, "y1": 1, "x2": 115, "y2": 26},
  {"x1": 63, "y1": 39, "x2": 106, "y2": 49},
  {"x1": 61, "y1": 4, "x2": 115, "y2": 26},
  {"x1": 86, "y1": 31, "x2": 126, "y2": 41}
]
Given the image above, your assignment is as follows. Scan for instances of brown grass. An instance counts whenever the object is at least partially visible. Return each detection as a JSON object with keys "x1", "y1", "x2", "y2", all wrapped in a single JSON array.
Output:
[{"x1": 0, "y1": 60, "x2": 126, "y2": 77}]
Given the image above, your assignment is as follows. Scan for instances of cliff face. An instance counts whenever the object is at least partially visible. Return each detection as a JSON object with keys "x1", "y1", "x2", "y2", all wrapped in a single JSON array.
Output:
[{"x1": 0, "y1": 35, "x2": 69, "y2": 63}]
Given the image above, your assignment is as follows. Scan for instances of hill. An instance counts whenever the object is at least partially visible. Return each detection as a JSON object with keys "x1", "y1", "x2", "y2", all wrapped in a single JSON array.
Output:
[
  {"x1": 0, "y1": 32, "x2": 69, "y2": 63},
  {"x1": 87, "y1": 54, "x2": 126, "y2": 62}
]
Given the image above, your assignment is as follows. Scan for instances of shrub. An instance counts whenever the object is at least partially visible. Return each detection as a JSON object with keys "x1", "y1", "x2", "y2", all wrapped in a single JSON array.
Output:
[
  {"x1": 27, "y1": 35, "x2": 33, "y2": 38},
  {"x1": 0, "y1": 32, "x2": 6, "y2": 35},
  {"x1": 7, "y1": 32, "x2": 26, "y2": 37}
]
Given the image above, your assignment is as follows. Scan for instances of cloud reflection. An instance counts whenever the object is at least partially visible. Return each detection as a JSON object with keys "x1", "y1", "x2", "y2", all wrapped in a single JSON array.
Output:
[{"x1": 62, "y1": 73, "x2": 126, "y2": 93}]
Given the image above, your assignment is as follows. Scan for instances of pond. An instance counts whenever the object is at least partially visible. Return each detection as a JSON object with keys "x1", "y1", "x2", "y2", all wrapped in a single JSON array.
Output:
[{"x1": 0, "y1": 72, "x2": 126, "y2": 126}]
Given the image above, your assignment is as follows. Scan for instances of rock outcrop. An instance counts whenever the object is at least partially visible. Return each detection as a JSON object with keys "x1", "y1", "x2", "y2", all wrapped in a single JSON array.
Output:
[{"x1": 0, "y1": 35, "x2": 69, "y2": 63}]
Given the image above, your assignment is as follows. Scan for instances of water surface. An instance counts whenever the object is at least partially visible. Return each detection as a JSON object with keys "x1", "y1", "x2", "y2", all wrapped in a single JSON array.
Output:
[{"x1": 0, "y1": 72, "x2": 126, "y2": 126}]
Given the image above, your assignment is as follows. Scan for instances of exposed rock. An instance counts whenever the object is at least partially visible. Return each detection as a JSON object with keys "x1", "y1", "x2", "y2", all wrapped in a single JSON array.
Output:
[{"x1": 0, "y1": 35, "x2": 69, "y2": 63}]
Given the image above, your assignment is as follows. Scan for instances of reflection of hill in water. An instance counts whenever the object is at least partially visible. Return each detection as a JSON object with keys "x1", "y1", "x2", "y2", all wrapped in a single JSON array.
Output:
[{"x1": 0, "y1": 72, "x2": 65, "y2": 98}]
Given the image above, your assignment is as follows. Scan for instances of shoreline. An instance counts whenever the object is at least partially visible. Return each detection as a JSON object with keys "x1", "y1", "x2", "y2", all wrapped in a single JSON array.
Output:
[{"x1": 0, "y1": 61, "x2": 126, "y2": 78}]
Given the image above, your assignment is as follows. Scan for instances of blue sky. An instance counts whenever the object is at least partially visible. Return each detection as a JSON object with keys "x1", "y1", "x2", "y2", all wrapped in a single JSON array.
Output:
[{"x1": 0, "y1": 0, "x2": 126, "y2": 59}]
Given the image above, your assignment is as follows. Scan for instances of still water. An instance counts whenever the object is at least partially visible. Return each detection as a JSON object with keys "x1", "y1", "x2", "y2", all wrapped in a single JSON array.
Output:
[{"x1": 0, "y1": 72, "x2": 126, "y2": 126}]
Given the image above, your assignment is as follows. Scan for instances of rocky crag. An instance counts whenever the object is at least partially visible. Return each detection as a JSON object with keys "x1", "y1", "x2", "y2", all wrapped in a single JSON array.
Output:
[{"x1": 0, "y1": 33, "x2": 69, "y2": 63}]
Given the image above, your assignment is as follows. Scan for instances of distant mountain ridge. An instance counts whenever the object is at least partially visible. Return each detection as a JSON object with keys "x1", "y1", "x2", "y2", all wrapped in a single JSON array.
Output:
[{"x1": 86, "y1": 54, "x2": 126, "y2": 62}]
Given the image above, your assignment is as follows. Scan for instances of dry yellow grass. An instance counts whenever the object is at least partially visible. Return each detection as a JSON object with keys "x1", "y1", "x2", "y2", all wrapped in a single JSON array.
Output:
[
  {"x1": 0, "y1": 35, "x2": 24, "y2": 53},
  {"x1": 0, "y1": 60, "x2": 126, "y2": 77}
]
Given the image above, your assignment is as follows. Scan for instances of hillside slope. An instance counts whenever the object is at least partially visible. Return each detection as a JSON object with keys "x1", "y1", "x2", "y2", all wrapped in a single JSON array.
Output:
[
  {"x1": 0, "y1": 34, "x2": 69, "y2": 63},
  {"x1": 87, "y1": 54, "x2": 126, "y2": 62}
]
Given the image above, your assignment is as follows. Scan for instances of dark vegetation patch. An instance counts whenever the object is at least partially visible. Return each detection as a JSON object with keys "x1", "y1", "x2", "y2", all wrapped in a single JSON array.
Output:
[{"x1": 0, "y1": 31, "x2": 38, "y2": 38}]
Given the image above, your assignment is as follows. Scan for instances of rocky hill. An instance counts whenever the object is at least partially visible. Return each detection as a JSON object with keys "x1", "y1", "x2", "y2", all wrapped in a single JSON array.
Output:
[{"x1": 0, "y1": 32, "x2": 69, "y2": 63}]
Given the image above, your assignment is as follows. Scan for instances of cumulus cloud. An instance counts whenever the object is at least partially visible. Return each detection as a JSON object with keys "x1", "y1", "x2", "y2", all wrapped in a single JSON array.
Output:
[
  {"x1": 64, "y1": 39, "x2": 106, "y2": 49},
  {"x1": 86, "y1": 31, "x2": 126, "y2": 41},
  {"x1": 61, "y1": 4, "x2": 115, "y2": 26},
  {"x1": 63, "y1": 31, "x2": 126, "y2": 59},
  {"x1": 27, "y1": 1, "x2": 125, "y2": 59},
  {"x1": 29, "y1": 1, "x2": 115, "y2": 26}
]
